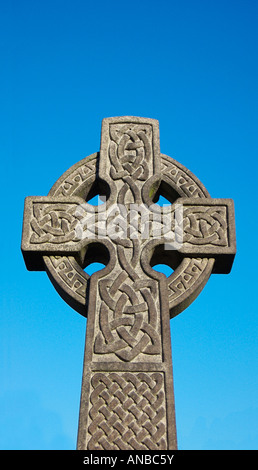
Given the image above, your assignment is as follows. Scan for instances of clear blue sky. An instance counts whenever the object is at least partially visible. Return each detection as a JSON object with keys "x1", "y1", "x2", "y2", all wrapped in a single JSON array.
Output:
[{"x1": 1, "y1": 0, "x2": 257, "y2": 450}]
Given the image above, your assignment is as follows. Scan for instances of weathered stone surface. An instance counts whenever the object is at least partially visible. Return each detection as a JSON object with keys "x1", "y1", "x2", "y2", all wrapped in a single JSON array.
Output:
[{"x1": 21, "y1": 116, "x2": 236, "y2": 450}]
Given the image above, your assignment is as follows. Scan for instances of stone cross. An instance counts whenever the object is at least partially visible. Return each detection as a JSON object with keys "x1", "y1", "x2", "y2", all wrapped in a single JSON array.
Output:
[{"x1": 21, "y1": 117, "x2": 236, "y2": 450}]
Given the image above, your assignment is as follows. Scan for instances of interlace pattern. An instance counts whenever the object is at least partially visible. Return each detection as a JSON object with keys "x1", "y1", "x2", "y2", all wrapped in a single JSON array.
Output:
[{"x1": 87, "y1": 372, "x2": 167, "y2": 450}]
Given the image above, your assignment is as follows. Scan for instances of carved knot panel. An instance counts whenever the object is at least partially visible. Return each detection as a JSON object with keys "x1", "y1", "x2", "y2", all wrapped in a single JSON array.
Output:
[
  {"x1": 30, "y1": 202, "x2": 80, "y2": 245},
  {"x1": 93, "y1": 244, "x2": 162, "y2": 362},
  {"x1": 87, "y1": 372, "x2": 167, "y2": 450},
  {"x1": 183, "y1": 205, "x2": 227, "y2": 246},
  {"x1": 108, "y1": 123, "x2": 153, "y2": 181},
  {"x1": 24, "y1": 198, "x2": 234, "y2": 261}
]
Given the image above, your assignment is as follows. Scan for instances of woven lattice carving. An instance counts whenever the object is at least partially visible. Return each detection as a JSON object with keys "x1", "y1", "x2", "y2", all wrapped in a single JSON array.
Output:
[{"x1": 87, "y1": 372, "x2": 167, "y2": 450}]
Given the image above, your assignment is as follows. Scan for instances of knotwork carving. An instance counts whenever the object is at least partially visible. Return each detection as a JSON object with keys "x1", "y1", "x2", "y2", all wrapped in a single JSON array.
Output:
[
  {"x1": 92, "y1": 122, "x2": 162, "y2": 362},
  {"x1": 183, "y1": 205, "x2": 228, "y2": 246},
  {"x1": 87, "y1": 372, "x2": 166, "y2": 450},
  {"x1": 94, "y1": 240, "x2": 161, "y2": 362},
  {"x1": 109, "y1": 123, "x2": 153, "y2": 181},
  {"x1": 42, "y1": 153, "x2": 215, "y2": 317},
  {"x1": 30, "y1": 202, "x2": 80, "y2": 244}
]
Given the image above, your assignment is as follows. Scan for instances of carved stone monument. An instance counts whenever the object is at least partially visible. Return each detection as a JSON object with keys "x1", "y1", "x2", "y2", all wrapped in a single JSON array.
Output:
[{"x1": 21, "y1": 117, "x2": 236, "y2": 450}]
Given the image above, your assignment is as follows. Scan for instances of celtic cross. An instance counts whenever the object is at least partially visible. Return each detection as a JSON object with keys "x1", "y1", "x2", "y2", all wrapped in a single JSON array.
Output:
[{"x1": 21, "y1": 117, "x2": 236, "y2": 450}]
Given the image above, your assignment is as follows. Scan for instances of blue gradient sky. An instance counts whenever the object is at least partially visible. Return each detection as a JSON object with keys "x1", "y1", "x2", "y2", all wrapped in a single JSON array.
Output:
[{"x1": 1, "y1": 0, "x2": 257, "y2": 449}]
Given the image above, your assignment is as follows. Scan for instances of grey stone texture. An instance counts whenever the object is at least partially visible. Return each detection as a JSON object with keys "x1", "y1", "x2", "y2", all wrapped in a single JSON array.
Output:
[{"x1": 21, "y1": 117, "x2": 236, "y2": 450}]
